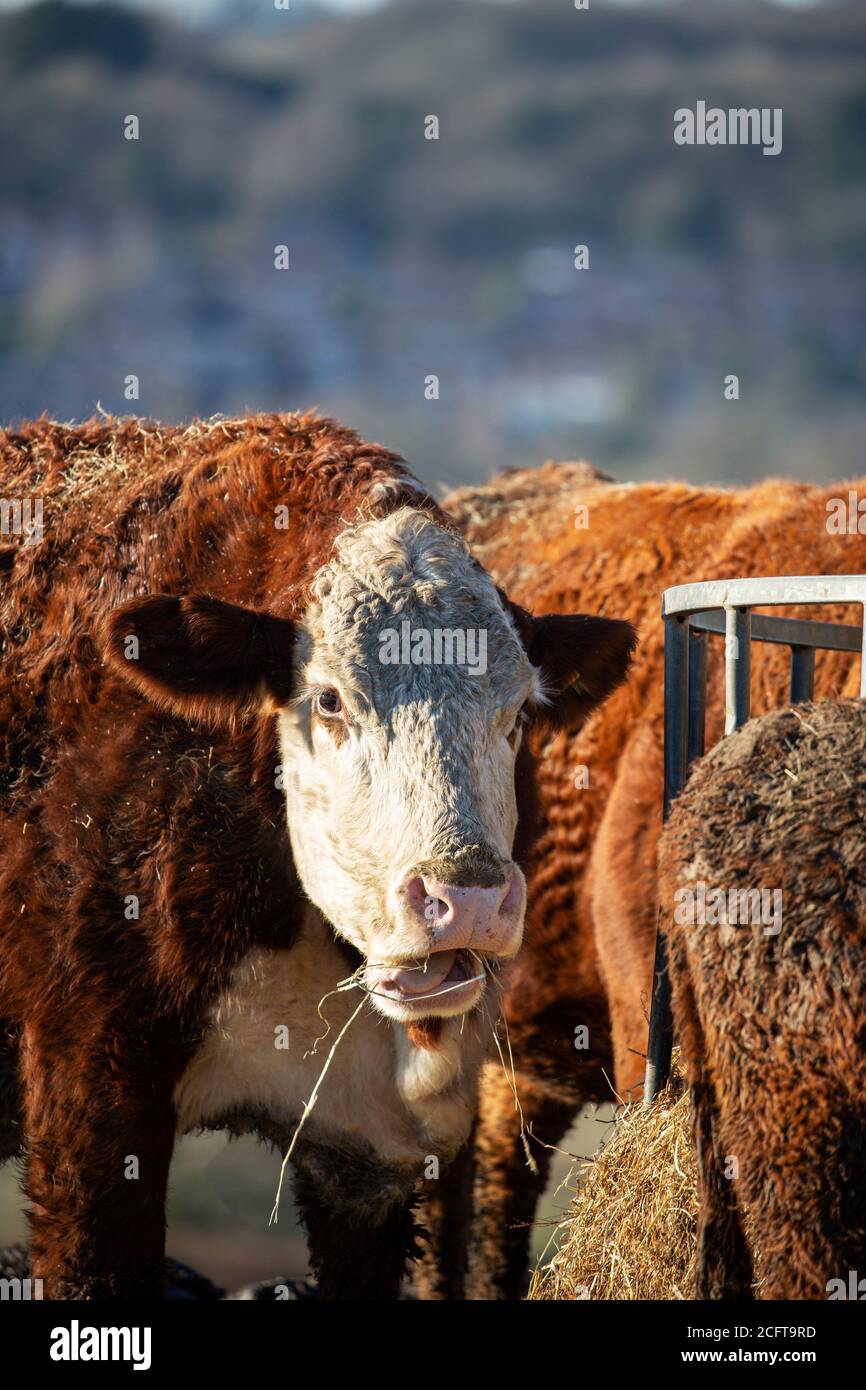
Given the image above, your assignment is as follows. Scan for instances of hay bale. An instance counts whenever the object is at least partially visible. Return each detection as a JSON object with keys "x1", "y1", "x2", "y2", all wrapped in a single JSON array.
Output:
[{"x1": 529, "y1": 1067, "x2": 697, "y2": 1300}]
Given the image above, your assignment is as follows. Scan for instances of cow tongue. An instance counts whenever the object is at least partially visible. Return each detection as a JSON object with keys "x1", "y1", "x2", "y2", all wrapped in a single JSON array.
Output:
[{"x1": 381, "y1": 950, "x2": 459, "y2": 997}]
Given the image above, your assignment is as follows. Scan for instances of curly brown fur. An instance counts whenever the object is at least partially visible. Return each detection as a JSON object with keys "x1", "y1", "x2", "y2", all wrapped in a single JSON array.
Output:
[{"x1": 660, "y1": 701, "x2": 866, "y2": 1299}]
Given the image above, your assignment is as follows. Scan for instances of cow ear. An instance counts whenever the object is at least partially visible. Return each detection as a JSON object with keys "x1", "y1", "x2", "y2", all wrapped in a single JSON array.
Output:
[
  {"x1": 103, "y1": 594, "x2": 296, "y2": 724},
  {"x1": 515, "y1": 608, "x2": 636, "y2": 732}
]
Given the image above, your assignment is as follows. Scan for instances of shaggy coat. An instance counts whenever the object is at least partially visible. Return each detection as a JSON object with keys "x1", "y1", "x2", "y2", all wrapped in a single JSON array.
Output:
[
  {"x1": 659, "y1": 701, "x2": 866, "y2": 1299},
  {"x1": 420, "y1": 463, "x2": 866, "y2": 1298},
  {"x1": 0, "y1": 414, "x2": 633, "y2": 1300}
]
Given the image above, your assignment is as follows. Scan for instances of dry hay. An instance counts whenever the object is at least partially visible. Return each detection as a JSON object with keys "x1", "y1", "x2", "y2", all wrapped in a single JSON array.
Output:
[
  {"x1": 52, "y1": 414, "x2": 244, "y2": 504},
  {"x1": 529, "y1": 1063, "x2": 698, "y2": 1301},
  {"x1": 5, "y1": 412, "x2": 297, "y2": 521}
]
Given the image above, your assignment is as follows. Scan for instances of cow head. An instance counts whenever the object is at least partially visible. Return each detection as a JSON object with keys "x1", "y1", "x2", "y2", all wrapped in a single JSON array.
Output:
[{"x1": 105, "y1": 507, "x2": 634, "y2": 1025}]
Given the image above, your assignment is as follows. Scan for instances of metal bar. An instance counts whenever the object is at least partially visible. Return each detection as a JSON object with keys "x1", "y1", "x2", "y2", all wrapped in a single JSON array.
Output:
[
  {"x1": 688, "y1": 609, "x2": 862, "y2": 655},
  {"x1": 687, "y1": 627, "x2": 707, "y2": 764},
  {"x1": 643, "y1": 928, "x2": 674, "y2": 1106},
  {"x1": 644, "y1": 615, "x2": 688, "y2": 1103},
  {"x1": 662, "y1": 616, "x2": 689, "y2": 818},
  {"x1": 664, "y1": 574, "x2": 866, "y2": 618},
  {"x1": 789, "y1": 646, "x2": 816, "y2": 703},
  {"x1": 725, "y1": 607, "x2": 751, "y2": 735}
]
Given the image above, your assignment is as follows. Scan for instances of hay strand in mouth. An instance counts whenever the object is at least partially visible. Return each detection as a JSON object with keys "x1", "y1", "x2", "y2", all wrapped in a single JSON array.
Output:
[
  {"x1": 358, "y1": 952, "x2": 486, "y2": 1005},
  {"x1": 269, "y1": 994, "x2": 368, "y2": 1226},
  {"x1": 358, "y1": 972, "x2": 486, "y2": 1004}
]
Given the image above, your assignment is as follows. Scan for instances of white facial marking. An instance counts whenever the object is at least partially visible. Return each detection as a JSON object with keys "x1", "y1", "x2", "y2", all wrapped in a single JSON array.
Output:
[{"x1": 277, "y1": 508, "x2": 538, "y2": 1021}]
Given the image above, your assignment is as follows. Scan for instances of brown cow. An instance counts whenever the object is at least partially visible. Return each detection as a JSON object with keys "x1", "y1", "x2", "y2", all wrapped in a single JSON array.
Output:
[
  {"x1": 417, "y1": 463, "x2": 866, "y2": 1299},
  {"x1": 0, "y1": 414, "x2": 633, "y2": 1299},
  {"x1": 659, "y1": 700, "x2": 866, "y2": 1299}
]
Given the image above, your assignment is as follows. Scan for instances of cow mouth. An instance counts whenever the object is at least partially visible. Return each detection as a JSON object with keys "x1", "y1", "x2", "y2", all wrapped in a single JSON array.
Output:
[{"x1": 371, "y1": 949, "x2": 485, "y2": 1010}]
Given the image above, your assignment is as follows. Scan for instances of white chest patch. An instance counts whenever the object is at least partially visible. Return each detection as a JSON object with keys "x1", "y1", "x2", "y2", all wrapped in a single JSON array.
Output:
[{"x1": 173, "y1": 911, "x2": 489, "y2": 1167}]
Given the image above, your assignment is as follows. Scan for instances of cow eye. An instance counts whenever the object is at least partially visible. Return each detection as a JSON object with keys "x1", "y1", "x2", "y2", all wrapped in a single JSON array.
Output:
[
  {"x1": 507, "y1": 705, "x2": 532, "y2": 744},
  {"x1": 316, "y1": 688, "x2": 342, "y2": 716}
]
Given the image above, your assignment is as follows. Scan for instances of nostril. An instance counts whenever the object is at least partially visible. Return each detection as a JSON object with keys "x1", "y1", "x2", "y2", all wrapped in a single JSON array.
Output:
[
  {"x1": 397, "y1": 862, "x2": 524, "y2": 959},
  {"x1": 403, "y1": 867, "x2": 523, "y2": 937},
  {"x1": 423, "y1": 894, "x2": 449, "y2": 924},
  {"x1": 405, "y1": 875, "x2": 451, "y2": 925},
  {"x1": 420, "y1": 876, "x2": 457, "y2": 925}
]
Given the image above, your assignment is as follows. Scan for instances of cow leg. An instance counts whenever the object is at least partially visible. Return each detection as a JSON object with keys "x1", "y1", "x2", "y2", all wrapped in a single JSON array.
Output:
[
  {"x1": 691, "y1": 1074, "x2": 753, "y2": 1299},
  {"x1": 666, "y1": 935, "x2": 753, "y2": 1301},
  {"x1": 21, "y1": 1017, "x2": 177, "y2": 1299},
  {"x1": 293, "y1": 1152, "x2": 418, "y2": 1300},
  {"x1": 412, "y1": 1131, "x2": 476, "y2": 1299},
  {"x1": 590, "y1": 721, "x2": 663, "y2": 1101},
  {"x1": 467, "y1": 1063, "x2": 578, "y2": 1300}
]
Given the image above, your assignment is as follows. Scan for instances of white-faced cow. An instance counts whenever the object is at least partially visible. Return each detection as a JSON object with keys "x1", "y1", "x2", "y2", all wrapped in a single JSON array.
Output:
[{"x1": 0, "y1": 414, "x2": 634, "y2": 1299}]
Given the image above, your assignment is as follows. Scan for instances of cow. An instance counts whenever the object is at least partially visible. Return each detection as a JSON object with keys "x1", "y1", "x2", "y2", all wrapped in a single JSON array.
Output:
[
  {"x1": 659, "y1": 700, "x2": 866, "y2": 1299},
  {"x1": 415, "y1": 462, "x2": 866, "y2": 1299},
  {"x1": 0, "y1": 413, "x2": 634, "y2": 1299}
]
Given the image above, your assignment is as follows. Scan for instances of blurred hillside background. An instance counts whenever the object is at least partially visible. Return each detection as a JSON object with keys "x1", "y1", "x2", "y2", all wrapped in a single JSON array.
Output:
[
  {"x1": 1, "y1": 0, "x2": 864, "y2": 1290},
  {"x1": 0, "y1": 0, "x2": 865, "y2": 490}
]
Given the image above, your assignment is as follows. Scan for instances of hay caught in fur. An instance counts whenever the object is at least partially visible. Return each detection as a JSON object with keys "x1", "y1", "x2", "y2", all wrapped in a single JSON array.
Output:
[{"x1": 529, "y1": 1062, "x2": 697, "y2": 1301}]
